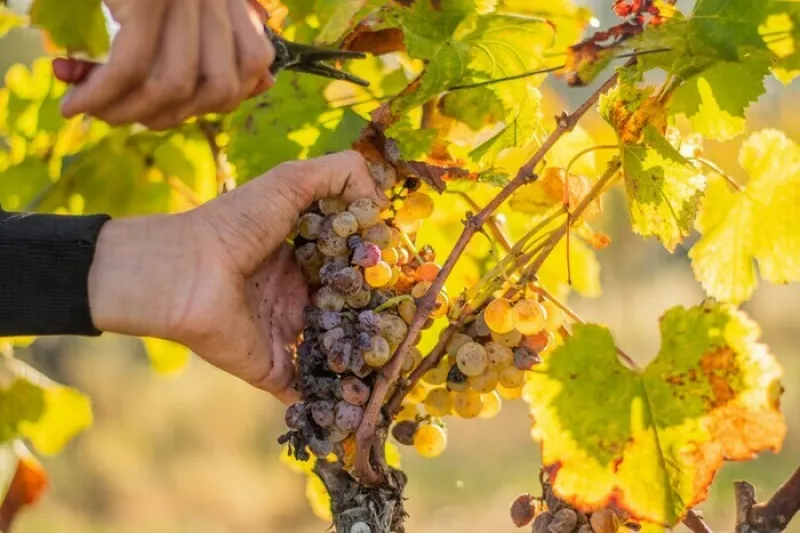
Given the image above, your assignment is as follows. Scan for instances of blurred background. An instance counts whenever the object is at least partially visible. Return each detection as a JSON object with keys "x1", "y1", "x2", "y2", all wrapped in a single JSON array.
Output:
[{"x1": 2, "y1": 0, "x2": 799, "y2": 532}]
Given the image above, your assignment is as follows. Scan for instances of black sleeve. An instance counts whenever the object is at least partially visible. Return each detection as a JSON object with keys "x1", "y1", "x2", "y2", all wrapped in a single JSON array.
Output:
[{"x1": 0, "y1": 208, "x2": 111, "y2": 337}]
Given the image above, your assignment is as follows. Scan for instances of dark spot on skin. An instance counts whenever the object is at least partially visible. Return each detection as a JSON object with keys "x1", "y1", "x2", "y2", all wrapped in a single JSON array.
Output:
[
  {"x1": 569, "y1": 373, "x2": 578, "y2": 380},
  {"x1": 611, "y1": 457, "x2": 624, "y2": 473}
]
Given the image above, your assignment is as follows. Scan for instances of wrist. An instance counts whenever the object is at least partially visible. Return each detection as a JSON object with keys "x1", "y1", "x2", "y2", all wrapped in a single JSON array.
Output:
[{"x1": 88, "y1": 213, "x2": 201, "y2": 340}]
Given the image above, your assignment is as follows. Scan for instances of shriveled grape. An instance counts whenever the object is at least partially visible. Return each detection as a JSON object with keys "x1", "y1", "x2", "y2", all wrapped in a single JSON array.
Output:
[
  {"x1": 315, "y1": 286, "x2": 346, "y2": 312},
  {"x1": 346, "y1": 289, "x2": 372, "y2": 309},
  {"x1": 446, "y1": 365, "x2": 470, "y2": 392},
  {"x1": 317, "y1": 227, "x2": 348, "y2": 257},
  {"x1": 285, "y1": 403, "x2": 307, "y2": 430},
  {"x1": 310, "y1": 400, "x2": 335, "y2": 428},
  {"x1": 352, "y1": 241, "x2": 381, "y2": 268},
  {"x1": 392, "y1": 420, "x2": 419, "y2": 446},
  {"x1": 334, "y1": 401, "x2": 364, "y2": 432},
  {"x1": 513, "y1": 346, "x2": 542, "y2": 371},
  {"x1": 339, "y1": 376, "x2": 371, "y2": 406}
]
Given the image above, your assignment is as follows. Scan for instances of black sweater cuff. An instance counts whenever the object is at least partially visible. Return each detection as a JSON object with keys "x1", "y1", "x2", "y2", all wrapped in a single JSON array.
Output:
[{"x1": 0, "y1": 209, "x2": 111, "y2": 337}]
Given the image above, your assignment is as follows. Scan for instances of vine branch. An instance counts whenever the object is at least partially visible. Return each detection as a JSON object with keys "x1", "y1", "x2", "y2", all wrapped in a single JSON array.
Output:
[
  {"x1": 352, "y1": 60, "x2": 632, "y2": 485},
  {"x1": 736, "y1": 465, "x2": 800, "y2": 533}
]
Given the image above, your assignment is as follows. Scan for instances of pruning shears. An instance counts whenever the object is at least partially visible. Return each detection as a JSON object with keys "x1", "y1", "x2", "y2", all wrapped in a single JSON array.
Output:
[
  {"x1": 55, "y1": 27, "x2": 371, "y2": 88},
  {"x1": 266, "y1": 26, "x2": 370, "y2": 87}
]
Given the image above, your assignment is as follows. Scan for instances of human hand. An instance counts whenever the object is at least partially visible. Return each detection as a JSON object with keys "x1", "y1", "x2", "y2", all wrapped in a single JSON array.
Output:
[
  {"x1": 87, "y1": 151, "x2": 388, "y2": 403},
  {"x1": 53, "y1": 0, "x2": 275, "y2": 131}
]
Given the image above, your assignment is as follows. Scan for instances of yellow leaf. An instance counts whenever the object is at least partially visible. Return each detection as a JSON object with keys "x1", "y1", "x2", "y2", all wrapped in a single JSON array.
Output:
[
  {"x1": 690, "y1": 129, "x2": 800, "y2": 303},
  {"x1": 306, "y1": 474, "x2": 333, "y2": 522},
  {"x1": 142, "y1": 338, "x2": 191, "y2": 376},
  {"x1": 19, "y1": 386, "x2": 93, "y2": 456}
]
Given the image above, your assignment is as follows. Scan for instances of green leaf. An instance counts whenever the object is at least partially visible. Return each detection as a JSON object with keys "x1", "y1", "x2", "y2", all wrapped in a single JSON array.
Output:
[
  {"x1": 601, "y1": 84, "x2": 706, "y2": 251},
  {"x1": 668, "y1": 59, "x2": 772, "y2": 141},
  {"x1": 29, "y1": 0, "x2": 109, "y2": 57},
  {"x1": 0, "y1": 6, "x2": 27, "y2": 38},
  {"x1": 439, "y1": 86, "x2": 504, "y2": 131},
  {"x1": 525, "y1": 302, "x2": 785, "y2": 526},
  {"x1": 0, "y1": 157, "x2": 52, "y2": 210},
  {"x1": 142, "y1": 338, "x2": 192, "y2": 376},
  {"x1": 690, "y1": 129, "x2": 800, "y2": 304},
  {"x1": 630, "y1": 0, "x2": 775, "y2": 140},
  {"x1": 384, "y1": 115, "x2": 437, "y2": 161},
  {"x1": 307, "y1": 108, "x2": 367, "y2": 159},
  {"x1": 226, "y1": 72, "x2": 332, "y2": 181},
  {"x1": 314, "y1": 0, "x2": 383, "y2": 45},
  {"x1": 0, "y1": 381, "x2": 45, "y2": 445},
  {"x1": 620, "y1": 126, "x2": 706, "y2": 252}
]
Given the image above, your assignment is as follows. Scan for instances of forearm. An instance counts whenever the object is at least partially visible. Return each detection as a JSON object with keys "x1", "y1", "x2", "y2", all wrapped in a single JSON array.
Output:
[
  {"x1": 0, "y1": 209, "x2": 110, "y2": 336},
  {"x1": 0, "y1": 208, "x2": 199, "y2": 341}
]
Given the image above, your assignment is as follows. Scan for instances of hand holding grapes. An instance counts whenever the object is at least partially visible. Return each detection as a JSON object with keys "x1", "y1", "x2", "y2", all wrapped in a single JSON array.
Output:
[{"x1": 87, "y1": 151, "x2": 388, "y2": 403}]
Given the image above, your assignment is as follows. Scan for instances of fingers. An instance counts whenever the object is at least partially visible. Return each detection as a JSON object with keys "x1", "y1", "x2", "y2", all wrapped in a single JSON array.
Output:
[
  {"x1": 61, "y1": 0, "x2": 169, "y2": 118},
  {"x1": 101, "y1": 0, "x2": 202, "y2": 128},
  {"x1": 59, "y1": 0, "x2": 275, "y2": 129},
  {"x1": 271, "y1": 151, "x2": 391, "y2": 212},
  {"x1": 228, "y1": 0, "x2": 276, "y2": 101},
  {"x1": 146, "y1": 0, "x2": 239, "y2": 130}
]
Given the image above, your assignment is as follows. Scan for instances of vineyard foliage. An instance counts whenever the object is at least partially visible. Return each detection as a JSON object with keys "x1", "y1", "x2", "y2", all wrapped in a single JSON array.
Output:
[{"x1": 0, "y1": 0, "x2": 798, "y2": 530}]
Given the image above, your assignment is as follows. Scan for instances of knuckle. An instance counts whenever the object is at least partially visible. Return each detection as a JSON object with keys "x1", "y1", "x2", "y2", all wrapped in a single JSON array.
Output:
[
  {"x1": 241, "y1": 45, "x2": 271, "y2": 78},
  {"x1": 147, "y1": 76, "x2": 195, "y2": 102},
  {"x1": 205, "y1": 78, "x2": 241, "y2": 111}
]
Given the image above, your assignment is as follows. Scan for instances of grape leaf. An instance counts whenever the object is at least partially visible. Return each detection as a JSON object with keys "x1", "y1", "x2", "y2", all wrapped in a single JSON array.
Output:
[
  {"x1": 689, "y1": 129, "x2": 800, "y2": 304},
  {"x1": 314, "y1": 0, "x2": 384, "y2": 45},
  {"x1": 384, "y1": 115, "x2": 437, "y2": 161},
  {"x1": 761, "y1": 1, "x2": 800, "y2": 84},
  {"x1": 524, "y1": 302, "x2": 786, "y2": 526},
  {"x1": 629, "y1": 1, "x2": 774, "y2": 140},
  {"x1": 0, "y1": 362, "x2": 92, "y2": 456},
  {"x1": 226, "y1": 72, "x2": 334, "y2": 180},
  {"x1": 667, "y1": 59, "x2": 771, "y2": 142},
  {"x1": 342, "y1": 1, "x2": 555, "y2": 171},
  {"x1": 29, "y1": 0, "x2": 109, "y2": 57},
  {"x1": 142, "y1": 338, "x2": 192, "y2": 376},
  {"x1": 601, "y1": 85, "x2": 706, "y2": 251},
  {"x1": 438, "y1": 87, "x2": 504, "y2": 131},
  {"x1": 0, "y1": 6, "x2": 26, "y2": 37}
]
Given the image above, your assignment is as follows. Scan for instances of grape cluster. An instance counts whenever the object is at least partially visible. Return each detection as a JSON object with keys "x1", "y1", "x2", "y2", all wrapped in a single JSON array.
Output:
[
  {"x1": 389, "y1": 293, "x2": 565, "y2": 459},
  {"x1": 511, "y1": 493, "x2": 637, "y2": 533},
  {"x1": 280, "y1": 189, "x2": 443, "y2": 461}
]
